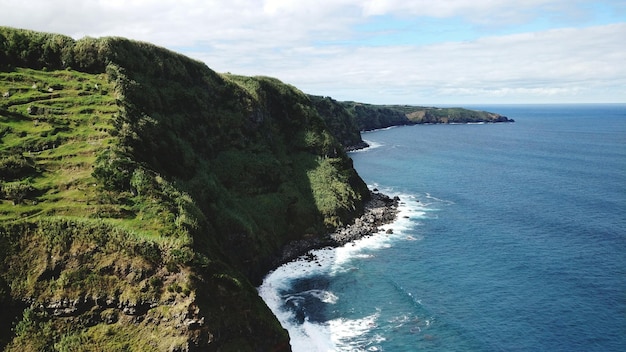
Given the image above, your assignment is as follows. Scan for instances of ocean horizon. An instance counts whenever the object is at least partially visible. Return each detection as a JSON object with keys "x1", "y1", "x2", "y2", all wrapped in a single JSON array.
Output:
[{"x1": 259, "y1": 103, "x2": 626, "y2": 351}]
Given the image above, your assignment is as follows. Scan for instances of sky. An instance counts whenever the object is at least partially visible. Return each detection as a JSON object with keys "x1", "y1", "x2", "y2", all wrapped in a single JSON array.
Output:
[{"x1": 1, "y1": 0, "x2": 625, "y2": 104}]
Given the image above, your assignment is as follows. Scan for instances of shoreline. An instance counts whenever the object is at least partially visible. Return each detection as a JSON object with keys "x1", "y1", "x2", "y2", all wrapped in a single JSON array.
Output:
[
  {"x1": 344, "y1": 118, "x2": 516, "y2": 152},
  {"x1": 271, "y1": 190, "x2": 400, "y2": 269},
  {"x1": 259, "y1": 190, "x2": 402, "y2": 351},
  {"x1": 344, "y1": 141, "x2": 370, "y2": 152}
]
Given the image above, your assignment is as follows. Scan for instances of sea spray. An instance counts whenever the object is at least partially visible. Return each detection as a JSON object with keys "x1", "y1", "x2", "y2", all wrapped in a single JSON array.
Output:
[{"x1": 258, "y1": 189, "x2": 439, "y2": 351}]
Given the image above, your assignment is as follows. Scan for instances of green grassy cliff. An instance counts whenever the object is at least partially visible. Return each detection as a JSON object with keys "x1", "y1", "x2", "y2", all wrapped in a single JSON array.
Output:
[
  {"x1": 342, "y1": 102, "x2": 513, "y2": 133},
  {"x1": 309, "y1": 95, "x2": 366, "y2": 149},
  {"x1": 0, "y1": 27, "x2": 370, "y2": 351},
  {"x1": 309, "y1": 100, "x2": 513, "y2": 151}
]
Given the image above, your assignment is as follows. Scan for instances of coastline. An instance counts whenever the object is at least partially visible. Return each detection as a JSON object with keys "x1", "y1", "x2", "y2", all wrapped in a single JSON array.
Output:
[
  {"x1": 271, "y1": 190, "x2": 400, "y2": 268},
  {"x1": 344, "y1": 117, "x2": 516, "y2": 152},
  {"x1": 344, "y1": 141, "x2": 370, "y2": 152},
  {"x1": 258, "y1": 190, "x2": 402, "y2": 351}
]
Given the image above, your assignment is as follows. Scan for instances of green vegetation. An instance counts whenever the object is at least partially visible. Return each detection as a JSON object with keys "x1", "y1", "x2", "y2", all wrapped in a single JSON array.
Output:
[
  {"x1": 0, "y1": 67, "x2": 115, "y2": 219},
  {"x1": 309, "y1": 95, "x2": 363, "y2": 148},
  {"x1": 396, "y1": 105, "x2": 513, "y2": 124},
  {"x1": 340, "y1": 101, "x2": 513, "y2": 133},
  {"x1": 0, "y1": 26, "x2": 371, "y2": 351},
  {"x1": 341, "y1": 101, "x2": 411, "y2": 131}
]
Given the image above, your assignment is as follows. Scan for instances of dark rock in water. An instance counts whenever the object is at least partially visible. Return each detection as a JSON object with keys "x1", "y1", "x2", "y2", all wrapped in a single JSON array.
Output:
[
  {"x1": 329, "y1": 191, "x2": 399, "y2": 245},
  {"x1": 386, "y1": 229, "x2": 394, "y2": 234},
  {"x1": 345, "y1": 141, "x2": 370, "y2": 152},
  {"x1": 274, "y1": 191, "x2": 400, "y2": 265}
]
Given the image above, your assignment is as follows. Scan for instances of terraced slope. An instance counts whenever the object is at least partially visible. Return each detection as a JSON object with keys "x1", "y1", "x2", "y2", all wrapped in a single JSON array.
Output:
[
  {"x1": 0, "y1": 68, "x2": 208, "y2": 351},
  {"x1": 1, "y1": 68, "x2": 115, "y2": 220}
]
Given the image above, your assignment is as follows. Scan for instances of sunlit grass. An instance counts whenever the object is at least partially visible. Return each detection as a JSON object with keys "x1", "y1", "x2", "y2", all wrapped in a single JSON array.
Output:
[{"x1": 0, "y1": 68, "x2": 116, "y2": 223}]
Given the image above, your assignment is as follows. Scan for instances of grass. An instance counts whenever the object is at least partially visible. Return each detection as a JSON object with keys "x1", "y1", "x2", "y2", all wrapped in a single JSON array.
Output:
[
  {"x1": 0, "y1": 68, "x2": 198, "y2": 243},
  {"x1": 0, "y1": 67, "x2": 201, "y2": 350},
  {"x1": 1, "y1": 29, "x2": 341, "y2": 349},
  {"x1": 0, "y1": 67, "x2": 116, "y2": 221},
  {"x1": 307, "y1": 156, "x2": 362, "y2": 228},
  {"x1": 6, "y1": 302, "x2": 191, "y2": 352}
]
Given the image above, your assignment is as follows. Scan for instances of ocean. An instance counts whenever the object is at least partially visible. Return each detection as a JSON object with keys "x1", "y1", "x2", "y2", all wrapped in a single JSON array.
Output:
[{"x1": 258, "y1": 104, "x2": 626, "y2": 351}]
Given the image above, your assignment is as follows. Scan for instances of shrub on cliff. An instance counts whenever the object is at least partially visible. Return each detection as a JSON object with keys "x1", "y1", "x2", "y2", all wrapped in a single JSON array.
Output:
[{"x1": 0, "y1": 154, "x2": 35, "y2": 181}]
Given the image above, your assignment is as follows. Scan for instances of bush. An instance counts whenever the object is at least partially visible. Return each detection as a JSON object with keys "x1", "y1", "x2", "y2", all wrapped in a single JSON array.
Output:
[
  {"x1": 129, "y1": 167, "x2": 154, "y2": 196},
  {"x1": 1, "y1": 181, "x2": 34, "y2": 205},
  {"x1": 0, "y1": 155, "x2": 35, "y2": 181},
  {"x1": 92, "y1": 149, "x2": 135, "y2": 191}
]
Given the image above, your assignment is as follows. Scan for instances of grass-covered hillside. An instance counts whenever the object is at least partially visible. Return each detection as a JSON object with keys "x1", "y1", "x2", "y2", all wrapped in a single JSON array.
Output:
[
  {"x1": 0, "y1": 27, "x2": 370, "y2": 351},
  {"x1": 396, "y1": 105, "x2": 513, "y2": 124},
  {"x1": 0, "y1": 68, "x2": 115, "y2": 219},
  {"x1": 309, "y1": 95, "x2": 365, "y2": 149},
  {"x1": 342, "y1": 101, "x2": 513, "y2": 132}
]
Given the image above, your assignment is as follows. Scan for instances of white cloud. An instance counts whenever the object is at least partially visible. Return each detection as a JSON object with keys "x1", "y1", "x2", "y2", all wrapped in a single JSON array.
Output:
[
  {"x1": 0, "y1": 0, "x2": 624, "y2": 103},
  {"x1": 241, "y1": 23, "x2": 626, "y2": 104},
  {"x1": 1, "y1": 0, "x2": 612, "y2": 46}
]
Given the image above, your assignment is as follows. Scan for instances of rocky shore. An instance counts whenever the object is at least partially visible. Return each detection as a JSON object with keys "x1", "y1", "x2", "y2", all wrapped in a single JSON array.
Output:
[
  {"x1": 330, "y1": 191, "x2": 399, "y2": 244},
  {"x1": 344, "y1": 141, "x2": 370, "y2": 152},
  {"x1": 273, "y1": 190, "x2": 400, "y2": 267}
]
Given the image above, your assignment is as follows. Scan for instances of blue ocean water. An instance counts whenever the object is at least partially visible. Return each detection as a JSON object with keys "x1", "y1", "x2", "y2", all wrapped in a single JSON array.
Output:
[{"x1": 259, "y1": 104, "x2": 626, "y2": 351}]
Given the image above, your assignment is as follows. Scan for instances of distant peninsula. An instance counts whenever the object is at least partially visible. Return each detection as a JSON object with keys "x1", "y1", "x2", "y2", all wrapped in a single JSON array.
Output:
[
  {"x1": 310, "y1": 95, "x2": 513, "y2": 151},
  {"x1": 0, "y1": 26, "x2": 511, "y2": 351}
]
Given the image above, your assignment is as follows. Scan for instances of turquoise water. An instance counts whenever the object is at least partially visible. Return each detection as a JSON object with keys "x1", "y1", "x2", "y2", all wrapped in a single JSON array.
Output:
[{"x1": 259, "y1": 104, "x2": 626, "y2": 351}]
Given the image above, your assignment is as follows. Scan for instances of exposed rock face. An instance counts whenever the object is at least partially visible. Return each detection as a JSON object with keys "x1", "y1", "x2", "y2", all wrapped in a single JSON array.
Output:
[
  {"x1": 330, "y1": 192, "x2": 399, "y2": 244},
  {"x1": 274, "y1": 191, "x2": 399, "y2": 266}
]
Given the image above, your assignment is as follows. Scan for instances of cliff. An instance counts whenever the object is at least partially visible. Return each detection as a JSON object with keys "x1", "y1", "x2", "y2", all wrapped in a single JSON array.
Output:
[
  {"x1": 308, "y1": 95, "x2": 366, "y2": 150},
  {"x1": 310, "y1": 99, "x2": 513, "y2": 151},
  {"x1": 0, "y1": 27, "x2": 370, "y2": 351},
  {"x1": 342, "y1": 101, "x2": 514, "y2": 133}
]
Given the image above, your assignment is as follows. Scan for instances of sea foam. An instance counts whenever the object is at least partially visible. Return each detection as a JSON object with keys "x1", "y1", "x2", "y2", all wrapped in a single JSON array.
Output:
[
  {"x1": 350, "y1": 139, "x2": 383, "y2": 152},
  {"x1": 258, "y1": 187, "x2": 437, "y2": 351}
]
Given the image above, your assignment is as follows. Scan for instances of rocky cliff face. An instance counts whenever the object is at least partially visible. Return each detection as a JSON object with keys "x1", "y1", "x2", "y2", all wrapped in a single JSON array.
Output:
[{"x1": 0, "y1": 27, "x2": 370, "y2": 351}]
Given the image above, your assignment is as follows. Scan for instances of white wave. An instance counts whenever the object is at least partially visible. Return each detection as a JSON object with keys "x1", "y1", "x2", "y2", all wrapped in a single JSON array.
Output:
[
  {"x1": 349, "y1": 139, "x2": 383, "y2": 152},
  {"x1": 304, "y1": 289, "x2": 339, "y2": 304},
  {"x1": 362, "y1": 125, "x2": 399, "y2": 133},
  {"x1": 258, "y1": 187, "x2": 449, "y2": 351},
  {"x1": 332, "y1": 232, "x2": 395, "y2": 271},
  {"x1": 287, "y1": 319, "x2": 335, "y2": 352},
  {"x1": 268, "y1": 313, "x2": 382, "y2": 352},
  {"x1": 329, "y1": 312, "x2": 382, "y2": 350},
  {"x1": 284, "y1": 294, "x2": 305, "y2": 306},
  {"x1": 425, "y1": 192, "x2": 455, "y2": 205}
]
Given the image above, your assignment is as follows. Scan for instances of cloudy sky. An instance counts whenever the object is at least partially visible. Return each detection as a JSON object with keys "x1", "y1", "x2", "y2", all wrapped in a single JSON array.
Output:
[{"x1": 2, "y1": 0, "x2": 625, "y2": 104}]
